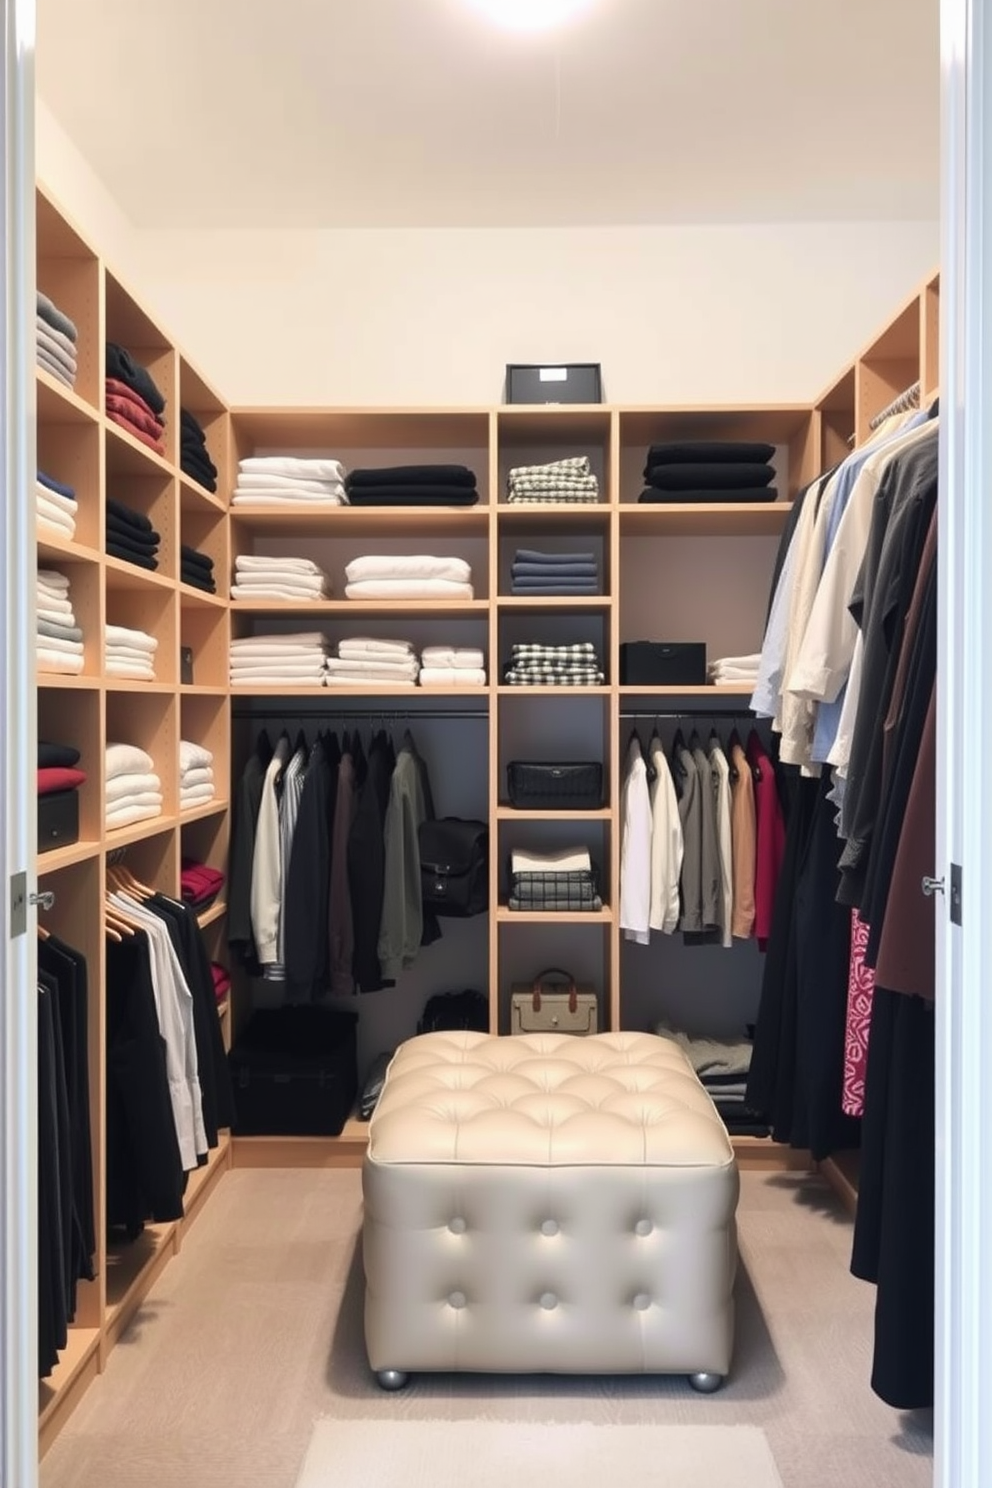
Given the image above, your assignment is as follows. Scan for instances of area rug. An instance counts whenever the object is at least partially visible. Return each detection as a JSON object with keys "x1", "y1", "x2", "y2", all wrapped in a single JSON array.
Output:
[{"x1": 295, "y1": 1418, "x2": 784, "y2": 1488}]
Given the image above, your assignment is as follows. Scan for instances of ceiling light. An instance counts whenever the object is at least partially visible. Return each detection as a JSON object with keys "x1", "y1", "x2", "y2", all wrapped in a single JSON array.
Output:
[{"x1": 464, "y1": 0, "x2": 595, "y2": 31}]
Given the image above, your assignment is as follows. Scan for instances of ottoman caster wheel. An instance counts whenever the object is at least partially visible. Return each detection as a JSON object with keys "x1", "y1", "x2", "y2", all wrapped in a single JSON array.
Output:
[
  {"x1": 688, "y1": 1371, "x2": 725, "y2": 1394},
  {"x1": 376, "y1": 1369, "x2": 410, "y2": 1391}
]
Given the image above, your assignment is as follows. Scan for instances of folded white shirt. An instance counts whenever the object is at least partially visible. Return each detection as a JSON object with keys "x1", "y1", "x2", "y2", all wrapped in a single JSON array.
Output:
[
  {"x1": 419, "y1": 667, "x2": 487, "y2": 687},
  {"x1": 709, "y1": 653, "x2": 762, "y2": 670},
  {"x1": 106, "y1": 801, "x2": 163, "y2": 829},
  {"x1": 231, "y1": 491, "x2": 346, "y2": 507},
  {"x1": 106, "y1": 624, "x2": 157, "y2": 652},
  {"x1": 345, "y1": 554, "x2": 471, "y2": 584},
  {"x1": 231, "y1": 585, "x2": 328, "y2": 603},
  {"x1": 345, "y1": 579, "x2": 475, "y2": 600},
  {"x1": 180, "y1": 739, "x2": 213, "y2": 771},
  {"x1": 37, "y1": 633, "x2": 83, "y2": 655},
  {"x1": 37, "y1": 506, "x2": 75, "y2": 535},
  {"x1": 323, "y1": 673, "x2": 417, "y2": 688},
  {"x1": 230, "y1": 647, "x2": 328, "y2": 665},
  {"x1": 337, "y1": 637, "x2": 416, "y2": 659},
  {"x1": 37, "y1": 648, "x2": 84, "y2": 674},
  {"x1": 235, "y1": 554, "x2": 327, "y2": 575},
  {"x1": 106, "y1": 659, "x2": 155, "y2": 679},
  {"x1": 238, "y1": 456, "x2": 347, "y2": 482},
  {"x1": 421, "y1": 647, "x2": 486, "y2": 669},
  {"x1": 180, "y1": 782, "x2": 216, "y2": 806},
  {"x1": 232, "y1": 569, "x2": 326, "y2": 587},
  {"x1": 231, "y1": 665, "x2": 326, "y2": 682},
  {"x1": 231, "y1": 631, "x2": 328, "y2": 650},
  {"x1": 235, "y1": 474, "x2": 345, "y2": 495},
  {"x1": 106, "y1": 771, "x2": 162, "y2": 804},
  {"x1": 324, "y1": 656, "x2": 420, "y2": 676},
  {"x1": 37, "y1": 604, "x2": 75, "y2": 626},
  {"x1": 38, "y1": 570, "x2": 70, "y2": 595},
  {"x1": 511, "y1": 847, "x2": 592, "y2": 874},
  {"x1": 180, "y1": 766, "x2": 215, "y2": 790},
  {"x1": 106, "y1": 644, "x2": 158, "y2": 664},
  {"x1": 106, "y1": 742, "x2": 155, "y2": 779}
]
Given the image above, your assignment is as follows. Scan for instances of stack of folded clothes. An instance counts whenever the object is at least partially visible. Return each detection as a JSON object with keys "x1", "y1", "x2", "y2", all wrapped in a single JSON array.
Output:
[
  {"x1": 510, "y1": 548, "x2": 599, "y2": 595},
  {"x1": 105, "y1": 623, "x2": 157, "y2": 681},
  {"x1": 180, "y1": 740, "x2": 215, "y2": 811},
  {"x1": 37, "y1": 292, "x2": 78, "y2": 390},
  {"x1": 37, "y1": 569, "x2": 83, "y2": 675},
  {"x1": 503, "y1": 641, "x2": 605, "y2": 687},
  {"x1": 105, "y1": 742, "x2": 162, "y2": 831},
  {"x1": 181, "y1": 545, "x2": 217, "y2": 594},
  {"x1": 638, "y1": 441, "x2": 778, "y2": 504},
  {"x1": 38, "y1": 740, "x2": 86, "y2": 850},
  {"x1": 180, "y1": 858, "x2": 225, "y2": 910},
  {"x1": 344, "y1": 554, "x2": 473, "y2": 600},
  {"x1": 180, "y1": 409, "x2": 219, "y2": 493},
  {"x1": 708, "y1": 653, "x2": 761, "y2": 688},
  {"x1": 106, "y1": 499, "x2": 160, "y2": 570},
  {"x1": 36, "y1": 470, "x2": 78, "y2": 540},
  {"x1": 211, "y1": 963, "x2": 232, "y2": 1005},
  {"x1": 345, "y1": 464, "x2": 479, "y2": 507},
  {"x1": 231, "y1": 555, "x2": 329, "y2": 601},
  {"x1": 508, "y1": 846, "x2": 602, "y2": 912},
  {"x1": 105, "y1": 343, "x2": 167, "y2": 456},
  {"x1": 231, "y1": 456, "x2": 347, "y2": 507},
  {"x1": 419, "y1": 645, "x2": 486, "y2": 687},
  {"x1": 325, "y1": 637, "x2": 419, "y2": 688},
  {"x1": 230, "y1": 631, "x2": 330, "y2": 687},
  {"x1": 507, "y1": 456, "x2": 600, "y2": 505},
  {"x1": 653, "y1": 1023, "x2": 767, "y2": 1137}
]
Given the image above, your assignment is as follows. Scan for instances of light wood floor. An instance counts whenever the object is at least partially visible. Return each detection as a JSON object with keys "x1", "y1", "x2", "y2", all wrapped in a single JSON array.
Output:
[{"x1": 40, "y1": 1168, "x2": 933, "y2": 1488}]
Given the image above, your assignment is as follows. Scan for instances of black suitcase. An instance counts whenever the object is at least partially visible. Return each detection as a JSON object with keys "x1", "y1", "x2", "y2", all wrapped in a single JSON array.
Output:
[{"x1": 229, "y1": 1005, "x2": 359, "y2": 1136}]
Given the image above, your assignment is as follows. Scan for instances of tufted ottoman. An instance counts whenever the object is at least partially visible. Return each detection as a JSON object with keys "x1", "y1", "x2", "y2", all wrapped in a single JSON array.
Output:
[{"x1": 362, "y1": 1030, "x2": 739, "y2": 1392}]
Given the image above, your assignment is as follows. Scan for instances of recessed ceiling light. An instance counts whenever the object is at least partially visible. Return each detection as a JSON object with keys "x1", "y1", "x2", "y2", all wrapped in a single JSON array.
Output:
[{"x1": 464, "y1": 0, "x2": 595, "y2": 31}]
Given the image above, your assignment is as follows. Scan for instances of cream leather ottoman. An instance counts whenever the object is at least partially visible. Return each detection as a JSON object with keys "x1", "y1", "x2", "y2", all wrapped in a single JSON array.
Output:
[{"x1": 362, "y1": 1030, "x2": 739, "y2": 1392}]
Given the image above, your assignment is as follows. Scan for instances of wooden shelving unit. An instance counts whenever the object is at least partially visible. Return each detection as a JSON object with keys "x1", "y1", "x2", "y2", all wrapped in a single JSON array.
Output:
[{"x1": 33, "y1": 178, "x2": 938, "y2": 1447}]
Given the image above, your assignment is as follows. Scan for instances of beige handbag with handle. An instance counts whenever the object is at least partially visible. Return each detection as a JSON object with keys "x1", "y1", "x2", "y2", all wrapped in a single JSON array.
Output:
[{"x1": 510, "y1": 968, "x2": 599, "y2": 1035}]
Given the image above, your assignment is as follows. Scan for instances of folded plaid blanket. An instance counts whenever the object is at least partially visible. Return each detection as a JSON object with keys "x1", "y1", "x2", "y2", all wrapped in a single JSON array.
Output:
[
  {"x1": 503, "y1": 669, "x2": 606, "y2": 686},
  {"x1": 507, "y1": 456, "x2": 591, "y2": 481},
  {"x1": 506, "y1": 491, "x2": 602, "y2": 505},
  {"x1": 512, "y1": 642, "x2": 599, "y2": 660}
]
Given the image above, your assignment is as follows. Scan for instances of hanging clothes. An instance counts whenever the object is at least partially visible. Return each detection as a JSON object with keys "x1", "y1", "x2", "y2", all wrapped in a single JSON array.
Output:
[
  {"x1": 348, "y1": 730, "x2": 396, "y2": 993},
  {"x1": 708, "y1": 733, "x2": 733, "y2": 949},
  {"x1": 250, "y1": 732, "x2": 291, "y2": 975},
  {"x1": 648, "y1": 731, "x2": 682, "y2": 937},
  {"x1": 377, "y1": 733, "x2": 434, "y2": 980},
  {"x1": 228, "y1": 729, "x2": 273, "y2": 972},
  {"x1": 620, "y1": 733, "x2": 652, "y2": 944},
  {"x1": 728, "y1": 733, "x2": 756, "y2": 939},
  {"x1": 284, "y1": 732, "x2": 339, "y2": 1001}
]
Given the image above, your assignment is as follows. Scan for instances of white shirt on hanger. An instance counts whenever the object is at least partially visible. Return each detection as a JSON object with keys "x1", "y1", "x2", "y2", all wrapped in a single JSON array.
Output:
[
  {"x1": 647, "y1": 736, "x2": 682, "y2": 936},
  {"x1": 620, "y1": 736, "x2": 652, "y2": 945}
]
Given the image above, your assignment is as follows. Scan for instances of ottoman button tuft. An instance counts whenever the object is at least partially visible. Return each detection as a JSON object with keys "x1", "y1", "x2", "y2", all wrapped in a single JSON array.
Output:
[
  {"x1": 449, "y1": 1217, "x2": 467, "y2": 1234},
  {"x1": 634, "y1": 1218, "x2": 653, "y2": 1237},
  {"x1": 632, "y1": 1293, "x2": 651, "y2": 1312},
  {"x1": 448, "y1": 1291, "x2": 467, "y2": 1309},
  {"x1": 539, "y1": 1291, "x2": 558, "y2": 1310},
  {"x1": 541, "y1": 1219, "x2": 559, "y2": 1237}
]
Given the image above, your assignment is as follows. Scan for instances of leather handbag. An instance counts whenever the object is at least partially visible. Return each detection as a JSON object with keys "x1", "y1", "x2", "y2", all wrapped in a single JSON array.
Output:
[
  {"x1": 418, "y1": 817, "x2": 489, "y2": 918},
  {"x1": 510, "y1": 968, "x2": 599, "y2": 1035},
  {"x1": 507, "y1": 761, "x2": 603, "y2": 811}
]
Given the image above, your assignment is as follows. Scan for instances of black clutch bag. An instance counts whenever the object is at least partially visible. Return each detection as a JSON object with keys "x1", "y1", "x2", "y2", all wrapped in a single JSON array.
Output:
[{"x1": 506, "y1": 761, "x2": 603, "y2": 811}]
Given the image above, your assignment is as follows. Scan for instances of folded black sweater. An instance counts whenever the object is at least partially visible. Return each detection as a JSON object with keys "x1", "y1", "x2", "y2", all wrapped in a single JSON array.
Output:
[
  {"x1": 644, "y1": 462, "x2": 776, "y2": 491},
  {"x1": 346, "y1": 464, "x2": 477, "y2": 490},
  {"x1": 643, "y1": 440, "x2": 776, "y2": 469},
  {"x1": 180, "y1": 545, "x2": 214, "y2": 572},
  {"x1": 106, "y1": 544, "x2": 159, "y2": 572},
  {"x1": 638, "y1": 487, "x2": 779, "y2": 505},
  {"x1": 106, "y1": 497, "x2": 154, "y2": 534},
  {"x1": 106, "y1": 514, "x2": 160, "y2": 547},
  {"x1": 346, "y1": 487, "x2": 480, "y2": 507},
  {"x1": 106, "y1": 343, "x2": 165, "y2": 416}
]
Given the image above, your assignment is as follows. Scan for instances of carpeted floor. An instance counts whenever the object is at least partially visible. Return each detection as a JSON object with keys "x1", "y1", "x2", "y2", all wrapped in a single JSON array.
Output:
[
  {"x1": 295, "y1": 1419, "x2": 784, "y2": 1488},
  {"x1": 39, "y1": 1168, "x2": 933, "y2": 1488}
]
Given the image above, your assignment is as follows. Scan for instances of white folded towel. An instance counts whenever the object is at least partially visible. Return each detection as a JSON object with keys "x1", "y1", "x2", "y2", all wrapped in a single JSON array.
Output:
[
  {"x1": 231, "y1": 586, "x2": 328, "y2": 603},
  {"x1": 324, "y1": 656, "x2": 420, "y2": 677},
  {"x1": 419, "y1": 667, "x2": 487, "y2": 687},
  {"x1": 37, "y1": 504, "x2": 75, "y2": 536},
  {"x1": 106, "y1": 659, "x2": 155, "y2": 679},
  {"x1": 106, "y1": 802, "x2": 163, "y2": 830},
  {"x1": 180, "y1": 766, "x2": 215, "y2": 790},
  {"x1": 180, "y1": 782, "x2": 216, "y2": 806},
  {"x1": 345, "y1": 579, "x2": 475, "y2": 600},
  {"x1": 238, "y1": 456, "x2": 347, "y2": 482},
  {"x1": 106, "y1": 742, "x2": 155, "y2": 779},
  {"x1": 38, "y1": 568, "x2": 70, "y2": 591},
  {"x1": 231, "y1": 631, "x2": 328, "y2": 650},
  {"x1": 323, "y1": 674, "x2": 417, "y2": 688},
  {"x1": 37, "y1": 649, "x2": 83, "y2": 674},
  {"x1": 235, "y1": 474, "x2": 345, "y2": 496},
  {"x1": 511, "y1": 846, "x2": 592, "y2": 874},
  {"x1": 36, "y1": 482, "x2": 77, "y2": 515},
  {"x1": 421, "y1": 647, "x2": 486, "y2": 669},
  {"x1": 106, "y1": 624, "x2": 157, "y2": 653},
  {"x1": 345, "y1": 554, "x2": 471, "y2": 584},
  {"x1": 231, "y1": 665, "x2": 326, "y2": 683},
  {"x1": 38, "y1": 633, "x2": 83, "y2": 655},
  {"x1": 337, "y1": 637, "x2": 416, "y2": 659},
  {"x1": 180, "y1": 739, "x2": 214, "y2": 771},
  {"x1": 106, "y1": 772, "x2": 161, "y2": 805},
  {"x1": 231, "y1": 492, "x2": 346, "y2": 507},
  {"x1": 235, "y1": 554, "x2": 327, "y2": 575}
]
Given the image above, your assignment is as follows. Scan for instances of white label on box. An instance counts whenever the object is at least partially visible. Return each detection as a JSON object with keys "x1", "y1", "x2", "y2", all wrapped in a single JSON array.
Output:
[{"x1": 539, "y1": 367, "x2": 568, "y2": 382}]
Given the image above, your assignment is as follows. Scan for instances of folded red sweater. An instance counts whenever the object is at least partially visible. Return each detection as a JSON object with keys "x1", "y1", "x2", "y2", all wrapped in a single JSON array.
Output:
[
  {"x1": 37, "y1": 766, "x2": 86, "y2": 795},
  {"x1": 106, "y1": 409, "x2": 166, "y2": 457},
  {"x1": 105, "y1": 377, "x2": 159, "y2": 425},
  {"x1": 105, "y1": 392, "x2": 165, "y2": 441}
]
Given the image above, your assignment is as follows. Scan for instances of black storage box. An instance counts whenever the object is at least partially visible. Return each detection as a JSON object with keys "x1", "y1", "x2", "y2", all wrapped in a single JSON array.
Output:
[
  {"x1": 38, "y1": 789, "x2": 79, "y2": 852},
  {"x1": 507, "y1": 761, "x2": 604, "y2": 811},
  {"x1": 506, "y1": 363, "x2": 602, "y2": 405},
  {"x1": 229, "y1": 1005, "x2": 359, "y2": 1136},
  {"x1": 619, "y1": 641, "x2": 707, "y2": 686}
]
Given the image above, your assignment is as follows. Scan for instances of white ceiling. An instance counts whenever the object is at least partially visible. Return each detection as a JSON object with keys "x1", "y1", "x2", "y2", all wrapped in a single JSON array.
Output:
[{"x1": 37, "y1": 0, "x2": 940, "y2": 230}]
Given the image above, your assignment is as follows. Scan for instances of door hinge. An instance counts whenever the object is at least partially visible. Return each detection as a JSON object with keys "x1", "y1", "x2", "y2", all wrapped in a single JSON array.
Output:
[
  {"x1": 10, "y1": 871, "x2": 26, "y2": 938},
  {"x1": 922, "y1": 864, "x2": 963, "y2": 925}
]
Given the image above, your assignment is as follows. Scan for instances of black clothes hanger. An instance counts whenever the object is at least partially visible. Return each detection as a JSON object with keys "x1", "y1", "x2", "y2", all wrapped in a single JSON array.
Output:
[
  {"x1": 293, "y1": 727, "x2": 308, "y2": 755},
  {"x1": 255, "y1": 727, "x2": 273, "y2": 767}
]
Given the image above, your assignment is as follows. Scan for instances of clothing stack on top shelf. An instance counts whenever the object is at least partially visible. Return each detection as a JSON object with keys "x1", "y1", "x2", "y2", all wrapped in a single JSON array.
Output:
[
  {"x1": 232, "y1": 456, "x2": 347, "y2": 507},
  {"x1": 180, "y1": 740, "x2": 215, "y2": 811},
  {"x1": 180, "y1": 859, "x2": 225, "y2": 911},
  {"x1": 708, "y1": 653, "x2": 761, "y2": 689},
  {"x1": 345, "y1": 464, "x2": 480, "y2": 507},
  {"x1": 229, "y1": 726, "x2": 442, "y2": 997},
  {"x1": 38, "y1": 740, "x2": 86, "y2": 845},
  {"x1": 179, "y1": 409, "x2": 218, "y2": 493},
  {"x1": 105, "y1": 623, "x2": 157, "y2": 681},
  {"x1": 507, "y1": 456, "x2": 600, "y2": 505},
  {"x1": 104, "y1": 882, "x2": 233, "y2": 1241},
  {"x1": 620, "y1": 727, "x2": 783, "y2": 950},
  {"x1": 37, "y1": 569, "x2": 83, "y2": 675},
  {"x1": 653, "y1": 1024, "x2": 767, "y2": 1137},
  {"x1": 36, "y1": 291, "x2": 78, "y2": 391},
  {"x1": 325, "y1": 637, "x2": 419, "y2": 688},
  {"x1": 507, "y1": 846, "x2": 601, "y2": 912},
  {"x1": 36, "y1": 470, "x2": 78, "y2": 540},
  {"x1": 419, "y1": 645, "x2": 486, "y2": 687},
  {"x1": 181, "y1": 545, "x2": 216, "y2": 594},
  {"x1": 229, "y1": 632, "x2": 330, "y2": 687},
  {"x1": 231, "y1": 554, "x2": 329, "y2": 601},
  {"x1": 105, "y1": 742, "x2": 162, "y2": 831},
  {"x1": 503, "y1": 641, "x2": 605, "y2": 686},
  {"x1": 745, "y1": 404, "x2": 939, "y2": 1411},
  {"x1": 638, "y1": 441, "x2": 778, "y2": 504},
  {"x1": 38, "y1": 931, "x2": 95, "y2": 1379},
  {"x1": 344, "y1": 554, "x2": 474, "y2": 600},
  {"x1": 105, "y1": 343, "x2": 166, "y2": 456},
  {"x1": 105, "y1": 498, "x2": 160, "y2": 571},
  {"x1": 509, "y1": 548, "x2": 600, "y2": 595}
]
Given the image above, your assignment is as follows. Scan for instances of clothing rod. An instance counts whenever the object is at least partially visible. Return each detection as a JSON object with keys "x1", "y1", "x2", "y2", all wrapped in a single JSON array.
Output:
[
  {"x1": 230, "y1": 706, "x2": 489, "y2": 721},
  {"x1": 869, "y1": 378, "x2": 921, "y2": 431},
  {"x1": 619, "y1": 709, "x2": 752, "y2": 720}
]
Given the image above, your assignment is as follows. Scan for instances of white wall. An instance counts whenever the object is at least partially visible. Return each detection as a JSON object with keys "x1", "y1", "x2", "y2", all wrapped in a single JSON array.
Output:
[{"x1": 36, "y1": 100, "x2": 938, "y2": 406}]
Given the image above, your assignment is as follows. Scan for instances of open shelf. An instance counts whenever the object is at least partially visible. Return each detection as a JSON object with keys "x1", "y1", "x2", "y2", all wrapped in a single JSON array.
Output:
[
  {"x1": 496, "y1": 805, "x2": 612, "y2": 820},
  {"x1": 619, "y1": 502, "x2": 792, "y2": 537},
  {"x1": 230, "y1": 598, "x2": 488, "y2": 617},
  {"x1": 496, "y1": 904, "x2": 614, "y2": 924},
  {"x1": 36, "y1": 368, "x2": 101, "y2": 426},
  {"x1": 230, "y1": 504, "x2": 488, "y2": 537}
]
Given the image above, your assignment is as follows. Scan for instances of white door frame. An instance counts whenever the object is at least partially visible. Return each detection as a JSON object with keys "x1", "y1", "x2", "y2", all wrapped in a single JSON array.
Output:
[{"x1": 936, "y1": 1, "x2": 992, "y2": 1485}]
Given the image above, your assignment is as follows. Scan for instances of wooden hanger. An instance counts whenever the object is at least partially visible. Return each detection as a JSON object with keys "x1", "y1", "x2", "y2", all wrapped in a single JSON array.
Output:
[
  {"x1": 107, "y1": 864, "x2": 154, "y2": 899},
  {"x1": 37, "y1": 922, "x2": 50, "y2": 941}
]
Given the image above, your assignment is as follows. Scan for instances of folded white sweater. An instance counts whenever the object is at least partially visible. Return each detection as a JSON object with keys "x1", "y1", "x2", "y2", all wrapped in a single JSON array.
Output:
[
  {"x1": 231, "y1": 491, "x2": 347, "y2": 507},
  {"x1": 325, "y1": 655, "x2": 420, "y2": 676},
  {"x1": 37, "y1": 649, "x2": 83, "y2": 674},
  {"x1": 180, "y1": 739, "x2": 213, "y2": 771},
  {"x1": 180, "y1": 781, "x2": 216, "y2": 806},
  {"x1": 106, "y1": 771, "x2": 161, "y2": 804},
  {"x1": 36, "y1": 482, "x2": 77, "y2": 516},
  {"x1": 180, "y1": 766, "x2": 215, "y2": 790},
  {"x1": 345, "y1": 578, "x2": 475, "y2": 600},
  {"x1": 421, "y1": 647, "x2": 485, "y2": 669},
  {"x1": 106, "y1": 801, "x2": 163, "y2": 830},
  {"x1": 106, "y1": 658, "x2": 155, "y2": 679},
  {"x1": 231, "y1": 631, "x2": 328, "y2": 650},
  {"x1": 511, "y1": 847, "x2": 592, "y2": 874},
  {"x1": 106, "y1": 742, "x2": 155, "y2": 779},
  {"x1": 235, "y1": 555, "x2": 327, "y2": 575},
  {"x1": 38, "y1": 568, "x2": 70, "y2": 592},
  {"x1": 323, "y1": 673, "x2": 417, "y2": 688},
  {"x1": 337, "y1": 637, "x2": 415, "y2": 658},
  {"x1": 419, "y1": 667, "x2": 487, "y2": 687},
  {"x1": 238, "y1": 456, "x2": 347, "y2": 482},
  {"x1": 235, "y1": 473, "x2": 345, "y2": 495},
  {"x1": 106, "y1": 624, "x2": 157, "y2": 653},
  {"x1": 345, "y1": 554, "x2": 471, "y2": 584}
]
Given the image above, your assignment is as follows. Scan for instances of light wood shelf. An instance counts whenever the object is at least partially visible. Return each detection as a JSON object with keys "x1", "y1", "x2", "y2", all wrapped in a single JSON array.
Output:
[
  {"x1": 496, "y1": 596, "x2": 610, "y2": 610},
  {"x1": 230, "y1": 598, "x2": 488, "y2": 616},
  {"x1": 230, "y1": 504, "x2": 489, "y2": 536},
  {"x1": 496, "y1": 805, "x2": 612, "y2": 820},
  {"x1": 35, "y1": 672, "x2": 100, "y2": 691},
  {"x1": 37, "y1": 839, "x2": 102, "y2": 874},
  {"x1": 103, "y1": 554, "x2": 175, "y2": 592},
  {"x1": 497, "y1": 685, "x2": 611, "y2": 697},
  {"x1": 178, "y1": 798, "x2": 230, "y2": 824},
  {"x1": 196, "y1": 899, "x2": 228, "y2": 928},
  {"x1": 618, "y1": 502, "x2": 792, "y2": 537},
  {"x1": 179, "y1": 582, "x2": 225, "y2": 608},
  {"x1": 36, "y1": 533, "x2": 102, "y2": 566},
  {"x1": 35, "y1": 368, "x2": 101, "y2": 425},
  {"x1": 496, "y1": 904, "x2": 614, "y2": 924}
]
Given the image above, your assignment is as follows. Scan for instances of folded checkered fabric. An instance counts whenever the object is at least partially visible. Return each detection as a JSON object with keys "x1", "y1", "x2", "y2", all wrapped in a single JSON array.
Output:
[
  {"x1": 508, "y1": 457, "x2": 591, "y2": 481},
  {"x1": 509, "y1": 870, "x2": 602, "y2": 911},
  {"x1": 512, "y1": 642, "x2": 598, "y2": 660},
  {"x1": 503, "y1": 669, "x2": 606, "y2": 686},
  {"x1": 506, "y1": 491, "x2": 602, "y2": 505}
]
